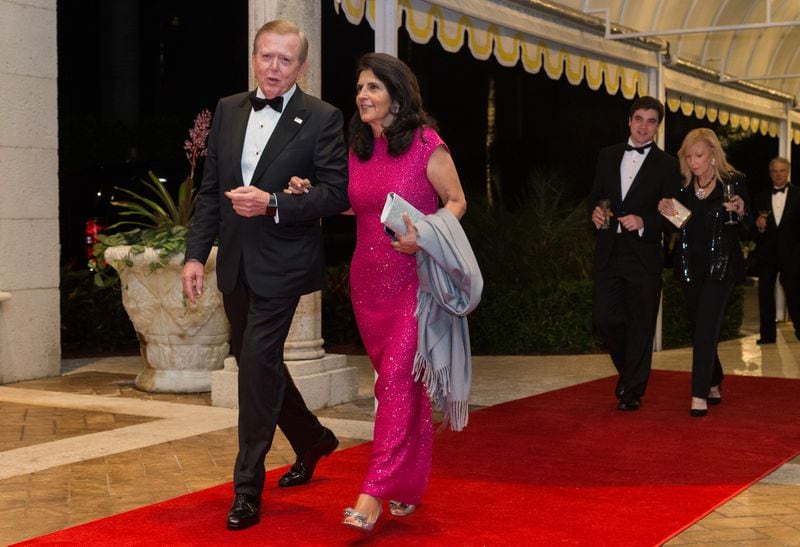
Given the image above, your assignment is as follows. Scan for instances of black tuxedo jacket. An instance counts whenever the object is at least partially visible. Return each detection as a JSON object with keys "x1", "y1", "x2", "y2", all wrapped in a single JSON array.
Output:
[
  {"x1": 591, "y1": 143, "x2": 681, "y2": 274},
  {"x1": 754, "y1": 184, "x2": 800, "y2": 269},
  {"x1": 186, "y1": 87, "x2": 350, "y2": 298}
]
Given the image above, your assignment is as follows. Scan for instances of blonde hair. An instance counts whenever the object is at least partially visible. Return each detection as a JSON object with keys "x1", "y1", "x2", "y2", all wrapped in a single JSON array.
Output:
[
  {"x1": 677, "y1": 128, "x2": 735, "y2": 187},
  {"x1": 252, "y1": 20, "x2": 309, "y2": 63}
]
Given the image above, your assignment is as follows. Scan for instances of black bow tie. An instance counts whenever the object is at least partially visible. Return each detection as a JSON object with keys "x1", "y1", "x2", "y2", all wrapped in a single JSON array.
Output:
[
  {"x1": 773, "y1": 186, "x2": 787, "y2": 194},
  {"x1": 250, "y1": 94, "x2": 283, "y2": 113},
  {"x1": 625, "y1": 142, "x2": 654, "y2": 154}
]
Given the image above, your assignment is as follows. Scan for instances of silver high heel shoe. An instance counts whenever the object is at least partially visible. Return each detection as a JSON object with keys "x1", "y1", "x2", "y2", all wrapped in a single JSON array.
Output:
[
  {"x1": 342, "y1": 506, "x2": 382, "y2": 533},
  {"x1": 389, "y1": 500, "x2": 417, "y2": 517}
]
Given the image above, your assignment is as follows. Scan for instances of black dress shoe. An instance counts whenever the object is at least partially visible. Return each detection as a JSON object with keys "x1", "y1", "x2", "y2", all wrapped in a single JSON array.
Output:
[
  {"x1": 616, "y1": 398, "x2": 641, "y2": 411},
  {"x1": 690, "y1": 408, "x2": 708, "y2": 417},
  {"x1": 278, "y1": 427, "x2": 339, "y2": 487},
  {"x1": 226, "y1": 493, "x2": 260, "y2": 530},
  {"x1": 707, "y1": 385, "x2": 722, "y2": 405},
  {"x1": 756, "y1": 338, "x2": 775, "y2": 345}
]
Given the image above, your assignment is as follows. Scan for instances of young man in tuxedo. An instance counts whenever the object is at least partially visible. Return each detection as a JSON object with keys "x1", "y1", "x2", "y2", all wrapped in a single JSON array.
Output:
[
  {"x1": 590, "y1": 96, "x2": 681, "y2": 411},
  {"x1": 754, "y1": 157, "x2": 800, "y2": 344},
  {"x1": 182, "y1": 20, "x2": 349, "y2": 530}
]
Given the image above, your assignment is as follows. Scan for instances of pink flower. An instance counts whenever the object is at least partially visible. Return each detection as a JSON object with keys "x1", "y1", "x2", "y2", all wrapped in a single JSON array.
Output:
[{"x1": 183, "y1": 109, "x2": 212, "y2": 180}]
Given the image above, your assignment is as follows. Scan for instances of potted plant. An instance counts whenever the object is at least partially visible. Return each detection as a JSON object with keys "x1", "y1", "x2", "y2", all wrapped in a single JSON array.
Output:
[{"x1": 92, "y1": 109, "x2": 230, "y2": 393}]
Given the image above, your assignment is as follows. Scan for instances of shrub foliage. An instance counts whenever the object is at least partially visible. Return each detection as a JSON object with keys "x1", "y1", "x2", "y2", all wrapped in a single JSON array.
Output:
[{"x1": 320, "y1": 169, "x2": 745, "y2": 354}]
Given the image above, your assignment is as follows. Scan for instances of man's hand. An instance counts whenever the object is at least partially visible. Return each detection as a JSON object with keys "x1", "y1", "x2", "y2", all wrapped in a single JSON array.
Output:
[
  {"x1": 618, "y1": 214, "x2": 644, "y2": 232},
  {"x1": 182, "y1": 260, "x2": 205, "y2": 304},
  {"x1": 225, "y1": 186, "x2": 270, "y2": 217},
  {"x1": 756, "y1": 214, "x2": 768, "y2": 232},
  {"x1": 591, "y1": 206, "x2": 611, "y2": 229}
]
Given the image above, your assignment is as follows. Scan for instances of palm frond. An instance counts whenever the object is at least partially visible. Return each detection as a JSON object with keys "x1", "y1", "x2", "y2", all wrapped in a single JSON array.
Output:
[{"x1": 142, "y1": 171, "x2": 181, "y2": 223}]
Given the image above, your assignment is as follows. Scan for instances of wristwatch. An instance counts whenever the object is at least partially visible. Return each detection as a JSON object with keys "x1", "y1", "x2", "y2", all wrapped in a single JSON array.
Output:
[{"x1": 266, "y1": 193, "x2": 278, "y2": 217}]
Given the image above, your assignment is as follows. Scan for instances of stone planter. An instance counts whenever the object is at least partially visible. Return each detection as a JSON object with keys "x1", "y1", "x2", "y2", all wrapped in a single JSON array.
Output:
[{"x1": 104, "y1": 245, "x2": 229, "y2": 393}]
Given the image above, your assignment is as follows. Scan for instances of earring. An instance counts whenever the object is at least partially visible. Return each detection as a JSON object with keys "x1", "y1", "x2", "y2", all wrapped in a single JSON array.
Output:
[
  {"x1": 390, "y1": 102, "x2": 400, "y2": 115},
  {"x1": 711, "y1": 158, "x2": 716, "y2": 165}
]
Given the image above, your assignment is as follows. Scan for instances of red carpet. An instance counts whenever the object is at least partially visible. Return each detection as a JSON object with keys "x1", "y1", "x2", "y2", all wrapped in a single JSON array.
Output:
[{"x1": 16, "y1": 370, "x2": 800, "y2": 546}]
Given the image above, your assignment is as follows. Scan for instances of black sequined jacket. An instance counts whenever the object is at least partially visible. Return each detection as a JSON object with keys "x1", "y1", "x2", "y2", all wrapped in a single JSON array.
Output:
[{"x1": 673, "y1": 171, "x2": 749, "y2": 285}]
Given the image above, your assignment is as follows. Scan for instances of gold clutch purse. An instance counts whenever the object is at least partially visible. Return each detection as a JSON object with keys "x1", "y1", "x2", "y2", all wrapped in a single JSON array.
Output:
[{"x1": 662, "y1": 198, "x2": 692, "y2": 228}]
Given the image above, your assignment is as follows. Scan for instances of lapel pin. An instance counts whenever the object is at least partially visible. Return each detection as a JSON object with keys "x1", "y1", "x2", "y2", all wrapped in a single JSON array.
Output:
[{"x1": 294, "y1": 117, "x2": 303, "y2": 125}]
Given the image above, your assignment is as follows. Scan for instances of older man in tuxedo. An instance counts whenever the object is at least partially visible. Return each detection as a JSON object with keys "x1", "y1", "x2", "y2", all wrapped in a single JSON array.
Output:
[
  {"x1": 182, "y1": 20, "x2": 349, "y2": 530},
  {"x1": 754, "y1": 157, "x2": 800, "y2": 344},
  {"x1": 590, "y1": 96, "x2": 681, "y2": 411}
]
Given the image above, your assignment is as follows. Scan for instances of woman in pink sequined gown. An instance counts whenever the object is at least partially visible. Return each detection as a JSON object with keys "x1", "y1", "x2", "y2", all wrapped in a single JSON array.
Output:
[{"x1": 343, "y1": 53, "x2": 466, "y2": 532}]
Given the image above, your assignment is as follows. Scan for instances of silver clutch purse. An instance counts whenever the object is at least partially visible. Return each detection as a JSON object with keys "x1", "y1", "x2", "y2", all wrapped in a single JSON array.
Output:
[
  {"x1": 380, "y1": 192, "x2": 424, "y2": 236},
  {"x1": 662, "y1": 198, "x2": 692, "y2": 228}
]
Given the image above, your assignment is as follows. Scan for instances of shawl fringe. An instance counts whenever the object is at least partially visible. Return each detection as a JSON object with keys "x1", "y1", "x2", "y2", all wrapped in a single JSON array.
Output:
[
  {"x1": 412, "y1": 209, "x2": 482, "y2": 433},
  {"x1": 413, "y1": 350, "x2": 469, "y2": 432}
]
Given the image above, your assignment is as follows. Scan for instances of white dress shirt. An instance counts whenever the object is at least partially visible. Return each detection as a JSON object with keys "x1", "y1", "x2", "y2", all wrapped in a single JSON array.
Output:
[
  {"x1": 240, "y1": 84, "x2": 297, "y2": 224},
  {"x1": 241, "y1": 84, "x2": 296, "y2": 186},
  {"x1": 772, "y1": 186, "x2": 788, "y2": 226},
  {"x1": 620, "y1": 140, "x2": 652, "y2": 200},
  {"x1": 618, "y1": 140, "x2": 653, "y2": 234}
]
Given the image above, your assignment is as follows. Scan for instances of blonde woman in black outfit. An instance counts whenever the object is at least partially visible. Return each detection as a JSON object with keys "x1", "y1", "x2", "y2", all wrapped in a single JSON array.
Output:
[{"x1": 658, "y1": 128, "x2": 749, "y2": 417}]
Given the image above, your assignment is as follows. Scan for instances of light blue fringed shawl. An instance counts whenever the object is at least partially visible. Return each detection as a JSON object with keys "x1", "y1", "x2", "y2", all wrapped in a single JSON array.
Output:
[{"x1": 413, "y1": 208, "x2": 483, "y2": 431}]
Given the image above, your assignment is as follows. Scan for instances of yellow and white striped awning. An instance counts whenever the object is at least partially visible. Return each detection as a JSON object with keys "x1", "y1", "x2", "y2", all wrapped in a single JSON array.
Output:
[
  {"x1": 666, "y1": 93, "x2": 800, "y2": 144},
  {"x1": 665, "y1": 92, "x2": 781, "y2": 137},
  {"x1": 336, "y1": 0, "x2": 797, "y2": 144},
  {"x1": 335, "y1": 0, "x2": 648, "y2": 99}
]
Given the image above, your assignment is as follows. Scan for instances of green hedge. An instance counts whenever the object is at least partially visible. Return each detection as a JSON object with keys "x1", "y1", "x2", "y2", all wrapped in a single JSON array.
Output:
[
  {"x1": 318, "y1": 269, "x2": 745, "y2": 355},
  {"x1": 60, "y1": 163, "x2": 745, "y2": 356},
  {"x1": 60, "y1": 266, "x2": 139, "y2": 356},
  {"x1": 661, "y1": 275, "x2": 745, "y2": 349},
  {"x1": 59, "y1": 259, "x2": 744, "y2": 357},
  {"x1": 467, "y1": 280, "x2": 599, "y2": 354}
]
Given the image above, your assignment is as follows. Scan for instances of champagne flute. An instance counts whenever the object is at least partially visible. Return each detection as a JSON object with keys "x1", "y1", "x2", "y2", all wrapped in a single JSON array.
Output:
[
  {"x1": 757, "y1": 209, "x2": 770, "y2": 232},
  {"x1": 598, "y1": 199, "x2": 611, "y2": 229},
  {"x1": 722, "y1": 183, "x2": 738, "y2": 225}
]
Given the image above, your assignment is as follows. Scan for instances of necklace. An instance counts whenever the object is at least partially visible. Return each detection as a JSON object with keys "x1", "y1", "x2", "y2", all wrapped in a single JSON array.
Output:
[{"x1": 695, "y1": 176, "x2": 715, "y2": 199}]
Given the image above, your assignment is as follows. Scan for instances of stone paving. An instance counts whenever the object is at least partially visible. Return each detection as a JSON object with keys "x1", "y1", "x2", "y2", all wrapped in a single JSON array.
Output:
[{"x1": 1, "y1": 285, "x2": 800, "y2": 545}]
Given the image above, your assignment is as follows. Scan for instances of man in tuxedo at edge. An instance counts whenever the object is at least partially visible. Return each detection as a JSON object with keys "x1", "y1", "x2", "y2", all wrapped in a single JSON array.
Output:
[
  {"x1": 590, "y1": 96, "x2": 681, "y2": 411},
  {"x1": 182, "y1": 20, "x2": 349, "y2": 530},
  {"x1": 753, "y1": 157, "x2": 800, "y2": 344}
]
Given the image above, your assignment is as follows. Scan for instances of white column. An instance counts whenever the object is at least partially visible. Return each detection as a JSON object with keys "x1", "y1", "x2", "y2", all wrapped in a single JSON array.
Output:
[
  {"x1": 248, "y1": 0, "x2": 325, "y2": 363},
  {"x1": 0, "y1": 0, "x2": 61, "y2": 383},
  {"x1": 649, "y1": 61, "x2": 666, "y2": 352},
  {"x1": 374, "y1": 0, "x2": 398, "y2": 55},
  {"x1": 772, "y1": 104, "x2": 793, "y2": 320},
  {"x1": 778, "y1": 105, "x2": 792, "y2": 162}
]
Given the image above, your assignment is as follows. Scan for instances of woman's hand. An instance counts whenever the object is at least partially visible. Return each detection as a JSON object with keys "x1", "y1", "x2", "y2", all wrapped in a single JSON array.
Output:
[
  {"x1": 283, "y1": 176, "x2": 311, "y2": 195},
  {"x1": 392, "y1": 213, "x2": 420, "y2": 254},
  {"x1": 723, "y1": 194, "x2": 745, "y2": 219},
  {"x1": 657, "y1": 198, "x2": 675, "y2": 218}
]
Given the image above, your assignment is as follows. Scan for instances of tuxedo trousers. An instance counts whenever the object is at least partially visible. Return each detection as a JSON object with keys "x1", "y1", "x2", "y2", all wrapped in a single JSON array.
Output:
[
  {"x1": 593, "y1": 239, "x2": 662, "y2": 400},
  {"x1": 757, "y1": 260, "x2": 800, "y2": 340},
  {"x1": 223, "y1": 266, "x2": 325, "y2": 497}
]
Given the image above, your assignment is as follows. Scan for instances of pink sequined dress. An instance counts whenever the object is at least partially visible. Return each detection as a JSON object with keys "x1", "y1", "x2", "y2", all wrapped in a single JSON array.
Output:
[{"x1": 348, "y1": 128, "x2": 445, "y2": 505}]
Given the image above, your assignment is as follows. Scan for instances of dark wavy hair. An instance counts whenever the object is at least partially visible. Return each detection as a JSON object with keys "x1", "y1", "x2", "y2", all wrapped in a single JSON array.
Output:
[
  {"x1": 629, "y1": 95, "x2": 664, "y2": 123},
  {"x1": 348, "y1": 53, "x2": 438, "y2": 161}
]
